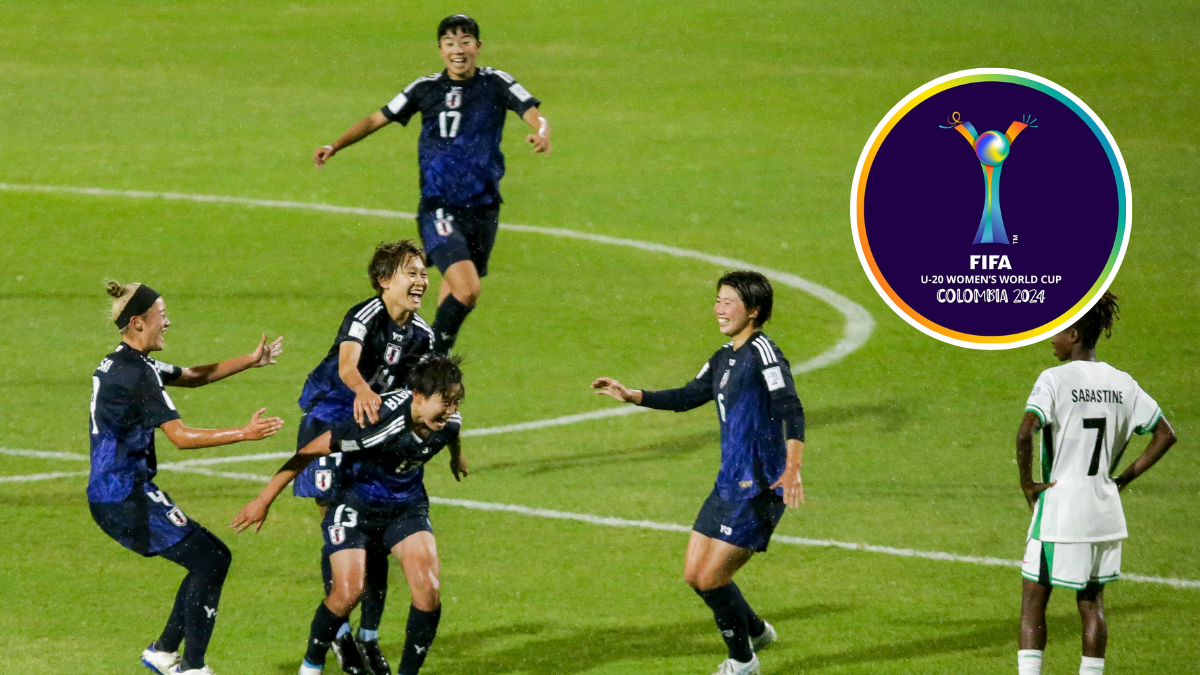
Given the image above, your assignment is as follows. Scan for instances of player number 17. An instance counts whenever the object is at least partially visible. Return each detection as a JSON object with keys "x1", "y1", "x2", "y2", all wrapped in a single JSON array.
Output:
[{"x1": 439, "y1": 111, "x2": 462, "y2": 138}]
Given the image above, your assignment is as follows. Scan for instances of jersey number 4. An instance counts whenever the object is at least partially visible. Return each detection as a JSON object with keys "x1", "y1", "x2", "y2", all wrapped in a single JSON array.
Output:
[{"x1": 438, "y1": 111, "x2": 462, "y2": 138}]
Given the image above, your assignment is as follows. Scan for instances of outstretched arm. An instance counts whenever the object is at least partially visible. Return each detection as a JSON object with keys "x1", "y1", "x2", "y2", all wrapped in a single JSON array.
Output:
[
  {"x1": 1016, "y1": 411, "x2": 1056, "y2": 511},
  {"x1": 449, "y1": 433, "x2": 468, "y2": 482},
  {"x1": 172, "y1": 334, "x2": 283, "y2": 387},
  {"x1": 1115, "y1": 416, "x2": 1177, "y2": 491},
  {"x1": 160, "y1": 408, "x2": 284, "y2": 449},
  {"x1": 522, "y1": 106, "x2": 550, "y2": 155},
  {"x1": 231, "y1": 431, "x2": 334, "y2": 533},
  {"x1": 314, "y1": 111, "x2": 392, "y2": 167}
]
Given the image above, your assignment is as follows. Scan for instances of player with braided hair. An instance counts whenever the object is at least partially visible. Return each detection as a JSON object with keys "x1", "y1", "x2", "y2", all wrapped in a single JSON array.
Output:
[{"x1": 1015, "y1": 292, "x2": 1178, "y2": 675}]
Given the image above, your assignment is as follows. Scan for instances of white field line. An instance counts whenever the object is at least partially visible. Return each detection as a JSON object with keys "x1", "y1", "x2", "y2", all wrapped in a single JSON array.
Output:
[{"x1": 3, "y1": 449, "x2": 1197, "y2": 589}]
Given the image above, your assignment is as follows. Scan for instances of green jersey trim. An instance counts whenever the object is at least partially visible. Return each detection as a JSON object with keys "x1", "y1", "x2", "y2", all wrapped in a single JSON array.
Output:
[
  {"x1": 1134, "y1": 407, "x2": 1162, "y2": 435},
  {"x1": 1025, "y1": 405, "x2": 1048, "y2": 426}
]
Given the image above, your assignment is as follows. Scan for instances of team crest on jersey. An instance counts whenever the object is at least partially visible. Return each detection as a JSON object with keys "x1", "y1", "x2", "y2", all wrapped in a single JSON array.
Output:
[
  {"x1": 445, "y1": 87, "x2": 462, "y2": 110},
  {"x1": 720, "y1": 371, "x2": 730, "y2": 389},
  {"x1": 729, "y1": 358, "x2": 736, "y2": 366},
  {"x1": 314, "y1": 469, "x2": 333, "y2": 491},
  {"x1": 385, "y1": 343, "x2": 402, "y2": 365},
  {"x1": 166, "y1": 507, "x2": 188, "y2": 527},
  {"x1": 328, "y1": 526, "x2": 346, "y2": 545}
]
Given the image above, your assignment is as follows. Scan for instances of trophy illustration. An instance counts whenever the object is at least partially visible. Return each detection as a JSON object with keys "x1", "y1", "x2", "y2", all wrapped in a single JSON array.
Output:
[{"x1": 942, "y1": 113, "x2": 1037, "y2": 244}]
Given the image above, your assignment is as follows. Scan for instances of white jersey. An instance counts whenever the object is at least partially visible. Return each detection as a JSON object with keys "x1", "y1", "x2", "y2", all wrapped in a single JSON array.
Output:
[{"x1": 1024, "y1": 360, "x2": 1161, "y2": 543}]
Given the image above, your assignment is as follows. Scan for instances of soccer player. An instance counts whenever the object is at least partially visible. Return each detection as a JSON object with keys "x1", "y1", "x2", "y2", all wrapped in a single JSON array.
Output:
[
  {"x1": 89, "y1": 281, "x2": 285, "y2": 675},
  {"x1": 313, "y1": 14, "x2": 550, "y2": 355},
  {"x1": 293, "y1": 240, "x2": 435, "y2": 675},
  {"x1": 1015, "y1": 292, "x2": 1177, "y2": 675},
  {"x1": 232, "y1": 355, "x2": 468, "y2": 675},
  {"x1": 591, "y1": 271, "x2": 805, "y2": 675}
]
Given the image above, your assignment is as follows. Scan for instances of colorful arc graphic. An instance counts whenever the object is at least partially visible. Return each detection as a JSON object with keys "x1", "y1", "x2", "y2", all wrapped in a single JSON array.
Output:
[{"x1": 850, "y1": 69, "x2": 1132, "y2": 350}]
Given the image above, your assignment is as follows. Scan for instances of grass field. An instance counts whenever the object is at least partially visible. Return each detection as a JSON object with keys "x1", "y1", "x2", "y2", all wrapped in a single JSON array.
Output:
[{"x1": 1, "y1": 1, "x2": 1198, "y2": 673}]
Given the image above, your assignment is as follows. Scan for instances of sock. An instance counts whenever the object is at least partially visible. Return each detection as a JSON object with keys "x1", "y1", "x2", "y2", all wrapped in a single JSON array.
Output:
[
  {"x1": 397, "y1": 605, "x2": 441, "y2": 675},
  {"x1": 358, "y1": 628, "x2": 379, "y2": 642},
  {"x1": 1080, "y1": 656, "x2": 1105, "y2": 674},
  {"x1": 695, "y1": 585, "x2": 754, "y2": 663},
  {"x1": 1018, "y1": 649, "x2": 1043, "y2": 675},
  {"x1": 156, "y1": 577, "x2": 188, "y2": 653},
  {"x1": 321, "y1": 548, "x2": 333, "y2": 597},
  {"x1": 431, "y1": 295, "x2": 474, "y2": 354},
  {"x1": 157, "y1": 529, "x2": 232, "y2": 671},
  {"x1": 360, "y1": 548, "x2": 390, "y2": 632},
  {"x1": 305, "y1": 603, "x2": 347, "y2": 667},
  {"x1": 726, "y1": 582, "x2": 766, "y2": 638},
  {"x1": 336, "y1": 622, "x2": 351, "y2": 639}
]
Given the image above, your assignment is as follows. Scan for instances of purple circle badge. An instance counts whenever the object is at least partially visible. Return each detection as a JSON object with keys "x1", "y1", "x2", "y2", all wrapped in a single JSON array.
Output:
[{"x1": 851, "y1": 69, "x2": 1131, "y2": 349}]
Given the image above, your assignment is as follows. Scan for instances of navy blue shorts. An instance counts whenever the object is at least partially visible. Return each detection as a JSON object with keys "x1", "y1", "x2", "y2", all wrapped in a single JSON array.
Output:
[
  {"x1": 692, "y1": 488, "x2": 786, "y2": 553},
  {"x1": 90, "y1": 481, "x2": 200, "y2": 556},
  {"x1": 293, "y1": 413, "x2": 341, "y2": 501},
  {"x1": 416, "y1": 198, "x2": 500, "y2": 277},
  {"x1": 322, "y1": 498, "x2": 432, "y2": 556}
]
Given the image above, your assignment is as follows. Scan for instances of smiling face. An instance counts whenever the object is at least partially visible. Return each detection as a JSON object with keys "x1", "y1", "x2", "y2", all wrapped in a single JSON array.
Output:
[
  {"x1": 713, "y1": 284, "x2": 758, "y2": 337},
  {"x1": 378, "y1": 254, "x2": 428, "y2": 314},
  {"x1": 439, "y1": 29, "x2": 480, "y2": 80},
  {"x1": 129, "y1": 297, "x2": 170, "y2": 352},
  {"x1": 411, "y1": 387, "x2": 463, "y2": 433}
]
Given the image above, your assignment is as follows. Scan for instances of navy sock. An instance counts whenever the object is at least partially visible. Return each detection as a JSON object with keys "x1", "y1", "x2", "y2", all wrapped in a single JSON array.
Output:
[
  {"x1": 727, "y1": 582, "x2": 766, "y2": 637},
  {"x1": 360, "y1": 548, "x2": 389, "y2": 632},
  {"x1": 431, "y1": 295, "x2": 473, "y2": 354},
  {"x1": 305, "y1": 602, "x2": 346, "y2": 667},
  {"x1": 397, "y1": 605, "x2": 441, "y2": 674},
  {"x1": 155, "y1": 578, "x2": 188, "y2": 653},
  {"x1": 158, "y1": 529, "x2": 232, "y2": 671},
  {"x1": 321, "y1": 548, "x2": 333, "y2": 597},
  {"x1": 696, "y1": 584, "x2": 753, "y2": 663}
]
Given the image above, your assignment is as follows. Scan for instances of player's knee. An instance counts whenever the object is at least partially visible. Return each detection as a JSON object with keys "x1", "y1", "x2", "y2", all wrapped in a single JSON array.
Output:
[
  {"x1": 685, "y1": 567, "x2": 722, "y2": 591},
  {"x1": 452, "y1": 283, "x2": 480, "y2": 306}
]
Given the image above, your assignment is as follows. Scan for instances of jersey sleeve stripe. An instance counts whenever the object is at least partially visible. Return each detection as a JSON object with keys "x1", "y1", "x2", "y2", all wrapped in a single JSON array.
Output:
[
  {"x1": 756, "y1": 337, "x2": 778, "y2": 364},
  {"x1": 355, "y1": 298, "x2": 383, "y2": 321},
  {"x1": 1025, "y1": 405, "x2": 1048, "y2": 426},
  {"x1": 1134, "y1": 407, "x2": 1163, "y2": 435},
  {"x1": 750, "y1": 340, "x2": 771, "y2": 365},
  {"x1": 362, "y1": 417, "x2": 406, "y2": 448},
  {"x1": 402, "y1": 73, "x2": 441, "y2": 94}
]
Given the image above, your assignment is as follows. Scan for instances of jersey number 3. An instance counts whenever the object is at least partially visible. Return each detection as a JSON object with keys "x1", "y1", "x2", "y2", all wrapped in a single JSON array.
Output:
[{"x1": 438, "y1": 111, "x2": 462, "y2": 138}]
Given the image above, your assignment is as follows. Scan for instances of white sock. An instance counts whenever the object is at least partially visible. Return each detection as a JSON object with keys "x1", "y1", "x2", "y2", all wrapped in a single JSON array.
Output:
[
  {"x1": 1080, "y1": 655, "x2": 1105, "y2": 673},
  {"x1": 1018, "y1": 649, "x2": 1043, "y2": 675}
]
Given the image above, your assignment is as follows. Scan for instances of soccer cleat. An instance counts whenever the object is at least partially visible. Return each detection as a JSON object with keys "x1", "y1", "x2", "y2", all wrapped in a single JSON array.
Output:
[
  {"x1": 357, "y1": 638, "x2": 391, "y2": 675},
  {"x1": 141, "y1": 644, "x2": 180, "y2": 675},
  {"x1": 169, "y1": 666, "x2": 214, "y2": 675},
  {"x1": 331, "y1": 631, "x2": 369, "y2": 675},
  {"x1": 711, "y1": 655, "x2": 760, "y2": 675},
  {"x1": 750, "y1": 621, "x2": 777, "y2": 653},
  {"x1": 299, "y1": 662, "x2": 324, "y2": 675}
]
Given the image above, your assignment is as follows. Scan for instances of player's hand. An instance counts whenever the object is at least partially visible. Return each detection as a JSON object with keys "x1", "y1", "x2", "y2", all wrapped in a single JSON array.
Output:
[
  {"x1": 231, "y1": 498, "x2": 271, "y2": 533},
  {"x1": 771, "y1": 466, "x2": 805, "y2": 508},
  {"x1": 526, "y1": 133, "x2": 551, "y2": 155},
  {"x1": 354, "y1": 390, "x2": 382, "y2": 427},
  {"x1": 591, "y1": 377, "x2": 639, "y2": 403},
  {"x1": 313, "y1": 144, "x2": 336, "y2": 168},
  {"x1": 1021, "y1": 480, "x2": 1056, "y2": 511},
  {"x1": 243, "y1": 408, "x2": 285, "y2": 440},
  {"x1": 249, "y1": 334, "x2": 284, "y2": 368},
  {"x1": 450, "y1": 452, "x2": 469, "y2": 482}
]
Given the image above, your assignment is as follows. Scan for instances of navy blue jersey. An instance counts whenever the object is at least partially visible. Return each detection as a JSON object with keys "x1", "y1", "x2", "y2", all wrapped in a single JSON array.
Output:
[
  {"x1": 329, "y1": 390, "x2": 462, "y2": 510},
  {"x1": 88, "y1": 343, "x2": 183, "y2": 503},
  {"x1": 640, "y1": 332, "x2": 805, "y2": 501},
  {"x1": 381, "y1": 67, "x2": 541, "y2": 208},
  {"x1": 298, "y1": 298, "x2": 435, "y2": 423}
]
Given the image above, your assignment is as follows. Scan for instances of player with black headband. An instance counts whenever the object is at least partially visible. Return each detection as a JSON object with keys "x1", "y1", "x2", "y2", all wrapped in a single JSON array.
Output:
[
  {"x1": 293, "y1": 240, "x2": 435, "y2": 675},
  {"x1": 1015, "y1": 292, "x2": 1177, "y2": 675},
  {"x1": 592, "y1": 271, "x2": 805, "y2": 675},
  {"x1": 90, "y1": 281, "x2": 284, "y2": 675},
  {"x1": 233, "y1": 354, "x2": 468, "y2": 675},
  {"x1": 313, "y1": 14, "x2": 551, "y2": 355}
]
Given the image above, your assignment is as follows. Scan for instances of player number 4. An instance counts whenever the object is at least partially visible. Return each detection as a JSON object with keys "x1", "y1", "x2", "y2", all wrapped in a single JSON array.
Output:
[{"x1": 439, "y1": 111, "x2": 462, "y2": 138}]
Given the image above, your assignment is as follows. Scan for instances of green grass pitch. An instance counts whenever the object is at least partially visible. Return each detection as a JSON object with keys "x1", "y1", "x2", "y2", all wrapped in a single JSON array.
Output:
[{"x1": 1, "y1": 1, "x2": 1197, "y2": 673}]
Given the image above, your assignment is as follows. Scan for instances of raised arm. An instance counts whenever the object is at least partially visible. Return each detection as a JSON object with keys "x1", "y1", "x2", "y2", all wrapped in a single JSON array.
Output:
[
  {"x1": 1115, "y1": 416, "x2": 1177, "y2": 491},
  {"x1": 1016, "y1": 411, "x2": 1055, "y2": 511},
  {"x1": 314, "y1": 110, "x2": 392, "y2": 167},
  {"x1": 522, "y1": 106, "x2": 550, "y2": 155},
  {"x1": 231, "y1": 431, "x2": 334, "y2": 533},
  {"x1": 160, "y1": 408, "x2": 284, "y2": 450},
  {"x1": 172, "y1": 334, "x2": 283, "y2": 387},
  {"x1": 591, "y1": 362, "x2": 714, "y2": 412}
]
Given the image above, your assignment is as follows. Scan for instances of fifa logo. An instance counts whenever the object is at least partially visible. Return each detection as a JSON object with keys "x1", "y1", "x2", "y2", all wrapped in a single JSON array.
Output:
[
  {"x1": 940, "y1": 112, "x2": 1038, "y2": 245},
  {"x1": 445, "y1": 87, "x2": 462, "y2": 110}
]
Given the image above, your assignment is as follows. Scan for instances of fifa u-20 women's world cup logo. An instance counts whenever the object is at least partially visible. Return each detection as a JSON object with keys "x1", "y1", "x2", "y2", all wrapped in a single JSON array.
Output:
[{"x1": 941, "y1": 112, "x2": 1038, "y2": 245}]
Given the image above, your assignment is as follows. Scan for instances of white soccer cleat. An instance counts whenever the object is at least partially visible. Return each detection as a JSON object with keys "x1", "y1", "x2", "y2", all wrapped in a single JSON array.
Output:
[
  {"x1": 141, "y1": 644, "x2": 180, "y2": 675},
  {"x1": 169, "y1": 666, "x2": 214, "y2": 675},
  {"x1": 298, "y1": 662, "x2": 324, "y2": 675},
  {"x1": 751, "y1": 621, "x2": 777, "y2": 653},
  {"x1": 711, "y1": 654, "x2": 760, "y2": 675}
]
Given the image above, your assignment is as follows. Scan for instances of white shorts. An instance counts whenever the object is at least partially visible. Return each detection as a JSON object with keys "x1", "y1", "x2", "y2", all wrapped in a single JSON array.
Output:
[{"x1": 1021, "y1": 538, "x2": 1122, "y2": 590}]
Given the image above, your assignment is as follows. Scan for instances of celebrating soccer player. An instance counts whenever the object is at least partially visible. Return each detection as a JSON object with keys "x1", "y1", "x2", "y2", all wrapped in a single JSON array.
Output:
[
  {"x1": 591, "y1": 271, "x2": 805, "y2": 675},
  {"x1": 292, "y1": 240, "x2": 435, "y2": 675},
  {"x1": 1015, "y1": 292, "x2": 1177, "y2": 675},
  {"x1": 89, "y1": 281, "x2": 285, "y2": 675},
  {"x1": 312, "y1": 14, "x2": 551, "y2": 355},
  {"x1": 232, "y1": 355, "x2": 468, "y2": 675}
]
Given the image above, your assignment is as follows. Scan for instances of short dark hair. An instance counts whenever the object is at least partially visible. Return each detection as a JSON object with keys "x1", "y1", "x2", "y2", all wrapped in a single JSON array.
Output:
[
  {"x1": 410, "y1": 354, "x2": 465, "y2": 403},
  {"x1": 1074, "y1": 291, "x2": 1120, "y2": 348},
  {"x1": 368, "y1": 240, "x2": 425, "y2": 293},
  {"x1": 718, "y1": 271, "x2": 773, "y2": 327},
  {"x1": 438, "y1": 15, "x2": 479, "y2": 41}
]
